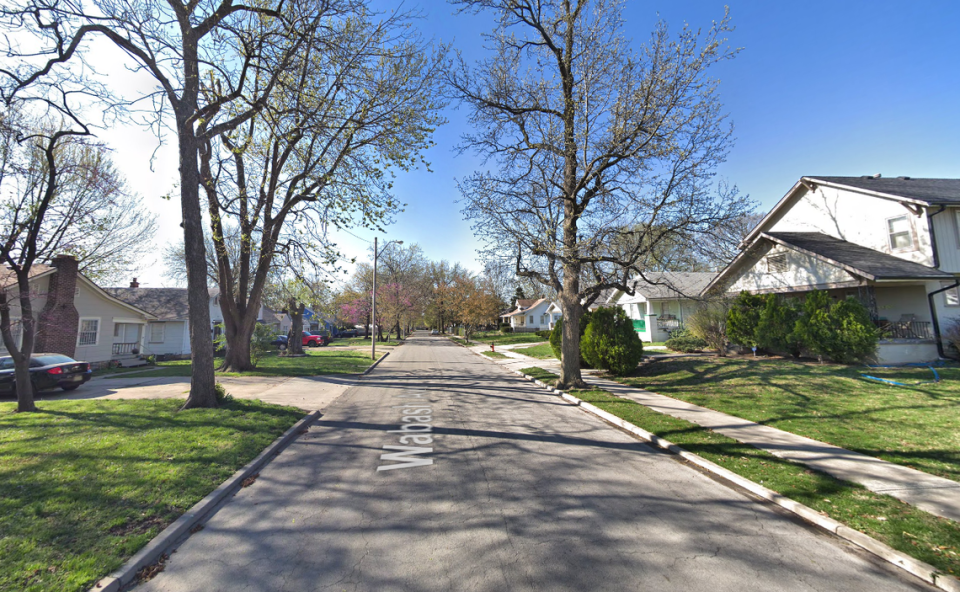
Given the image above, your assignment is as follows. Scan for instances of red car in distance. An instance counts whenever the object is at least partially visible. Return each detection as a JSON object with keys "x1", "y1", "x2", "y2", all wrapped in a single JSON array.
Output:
[{"x1": 301, "y1": 331, "x2": 329, "y2": 347}]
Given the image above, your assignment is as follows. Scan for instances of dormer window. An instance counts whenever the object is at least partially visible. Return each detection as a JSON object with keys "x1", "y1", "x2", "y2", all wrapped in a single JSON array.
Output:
[
  {"x1": 887, "y1": 215, "x2": 913, "y2": 250},
  {"x1": 765, "y1": 254, "x2": 787, "y2": 273}
]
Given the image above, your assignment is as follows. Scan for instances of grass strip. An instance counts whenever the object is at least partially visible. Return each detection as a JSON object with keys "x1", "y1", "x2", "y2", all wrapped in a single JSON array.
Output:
[
  {"x1": 0, "y1": 398, "x2": 304, "y2": 592},
  {"x1": 464, "y1": 331, "x2": 545, "y2": 346},
  {"x1": 512, "y1": 343, "x2": 557, "y2": 359},
  {"x1": 482, "y1": 351, "x2": 510, "y2": 359},
  {"x1": 519, "y1": 367, "x2": 559, "y2": 383},
  {"x1": 519, "y1": 366, "x2": 960, "y2": 577},
  {"x1": 104, "y1": 349, "x2": 380, "y2": 379}
]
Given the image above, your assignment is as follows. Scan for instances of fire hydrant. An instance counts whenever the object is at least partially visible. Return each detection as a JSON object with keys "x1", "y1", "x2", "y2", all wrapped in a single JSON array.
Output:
[{"x1": 491, "y1": 344, "x2": 495, "y2": 353}]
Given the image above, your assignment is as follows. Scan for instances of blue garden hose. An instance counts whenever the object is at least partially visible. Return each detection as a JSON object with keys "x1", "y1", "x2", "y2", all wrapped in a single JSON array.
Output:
[{"x1": 860, "y1": 361, "x2": 942, "y2": 386}]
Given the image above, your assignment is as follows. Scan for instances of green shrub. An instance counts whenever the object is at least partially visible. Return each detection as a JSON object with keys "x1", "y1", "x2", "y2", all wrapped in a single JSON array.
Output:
[
  {"x1": 251, "y1": 322, "x2": 276, "y2": 367},
  {"x1": 665, "y1": 329, "x2": 708, "y2": 353},
  {"x1": 535, "y1": 330, "x2": 552, "y2": 339},
  {"x1": 549, "y1": 309, "x2": 593, "y2": 363},
  {"x1": 756, "y1": 294, "x2": 802, "y2": 356},
  {"x1": 726, "y1": 291, "x2": 765, "y2": 348},
  {"x1": 793, "y1": 290, "x2": 836, "y2": 362},
  {"x1": 499, "y1": 324, "x2": 513, "y2": 334},
  {"x1": 214, "y1": 382, "x2": 233, "y2": 404},
  {"x1": 824, "y1": 297, "x2": 879, "y2": 363},
  {"x1": 687, "y1": 300, "x2": 731, "y2": 356},
  {"x1": 580, "y1": 307, "x2": 644, "y2": 375}
]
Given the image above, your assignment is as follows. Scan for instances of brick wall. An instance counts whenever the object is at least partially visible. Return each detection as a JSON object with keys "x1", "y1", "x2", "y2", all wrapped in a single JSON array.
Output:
[{"x1": 35, "y1": 255, "x2": 80, "y2": 357}]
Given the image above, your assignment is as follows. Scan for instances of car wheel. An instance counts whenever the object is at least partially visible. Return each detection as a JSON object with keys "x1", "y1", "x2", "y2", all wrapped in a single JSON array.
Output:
[{"x1": 61, "y1": 384, "x2": 80, "y2": 392}]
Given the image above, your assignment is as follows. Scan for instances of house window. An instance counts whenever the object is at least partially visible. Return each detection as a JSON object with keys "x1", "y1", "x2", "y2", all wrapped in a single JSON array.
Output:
[
  {"x1": 149, "y1": 323, "x2": 165, "y2": 343},
  {"x1": 888, "y1": 215, "x2": 913, "y2": 250},
  {"x1": 943, "y1": 282, "x2": 960, "y2": 307},
  {"x1": 78, "y1": 319, "x2": 99, "y2": 346},
  {"x1": 529, "y1": 315, "x2": 534, "y2": 324},
  {"x1": 113, "y1": 323, "x2": 122, "y2": 337},
  {"x1": 765, "y1": 254, "x2": 788, "y2": 273}
]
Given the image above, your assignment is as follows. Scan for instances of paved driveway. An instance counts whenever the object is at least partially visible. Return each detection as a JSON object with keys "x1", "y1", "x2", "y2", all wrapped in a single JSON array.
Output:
[{"x1": 135, "y1": 335, "x2": 932, "y2": 592}]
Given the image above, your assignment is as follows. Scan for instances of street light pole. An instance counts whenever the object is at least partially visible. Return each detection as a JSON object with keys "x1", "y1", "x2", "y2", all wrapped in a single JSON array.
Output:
[{"x1": 371, "y1": 237, "x2": 403, "y2": 361}]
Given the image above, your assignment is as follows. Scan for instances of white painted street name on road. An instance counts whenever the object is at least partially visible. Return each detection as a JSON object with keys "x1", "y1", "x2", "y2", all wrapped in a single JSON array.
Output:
[{"x1": 378, "y1": 391, "x2": 435, "y2": 471}]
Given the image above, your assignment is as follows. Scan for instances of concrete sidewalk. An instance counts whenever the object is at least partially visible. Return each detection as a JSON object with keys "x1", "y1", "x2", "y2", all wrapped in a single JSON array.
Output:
[{"x1": 472, "y1": 343, "x2": 960, "y2": 523}]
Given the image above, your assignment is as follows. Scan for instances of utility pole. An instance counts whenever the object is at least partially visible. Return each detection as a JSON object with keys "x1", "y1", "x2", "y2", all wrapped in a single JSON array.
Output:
[{"x1": 372, "y1": 237, "x2": 378, "y2": 361}]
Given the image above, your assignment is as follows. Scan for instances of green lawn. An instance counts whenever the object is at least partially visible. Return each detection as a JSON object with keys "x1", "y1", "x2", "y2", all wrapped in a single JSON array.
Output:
[
  {"x1": 616, "y1": 357, "x2": 960, "y2": 483},
  {"x1": 0, "y1": 398, "x2": 304, "y2": 592},
  {"x1": 512, "y1": 343, "x2": 557, "y2": 359},
  {"x1": 103, "y1": 349, "x2": 380, "y2": 379},
  {"x1": 91, "y1": 365, "x2": 159, "y2": 377},
  {"x1": 458, "y1": 331, "x2": 545, "y2": 346},
  {"x1": 643, "y1": 341, "x2": 667, "y2": 347},
  {"x1": 519, "y1": 365, "x2": 960, "y2": 577}
]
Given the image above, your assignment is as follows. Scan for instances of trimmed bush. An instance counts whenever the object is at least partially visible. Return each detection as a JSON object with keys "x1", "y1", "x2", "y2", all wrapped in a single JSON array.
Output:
[
  {"x1": 580, "y1": 307, "x2": 644, "y2": 376},
  {"x1": 535, "y1": 330, "x2": 552, "y2": 339},
  {"x1": 756, "y1": 294, "x2": 802, "y2": 357},
  {"x1": 793, "y1": 290, "x2": 836, "y2": 362},
  {"x1": 549, "y1": 309, "x2": 593, "y2": 363},
  {"x1": 687, "y1": 301, "x2": 731, "y2": 356},
  {"x1": 726, "y1": 291, "x2": 765, "y2": 348},
  {"x1": 499, "y1": 324, "x2": 513, "y2": 333},
  {"x1": 665, "y1": 329, "x2": 708, "y2": 353},
  {"x1": 792, "y1": 291, "x2": 878, "y2": 363}
]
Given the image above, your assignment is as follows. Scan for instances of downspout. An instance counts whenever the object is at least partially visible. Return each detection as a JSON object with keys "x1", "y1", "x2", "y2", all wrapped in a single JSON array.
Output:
[
  {"x1": 925, "y1": 205, "x2": 953, "y2": 358},
  {"x1": 928, "y1": 280, "x2": 960, "y2": 359}
]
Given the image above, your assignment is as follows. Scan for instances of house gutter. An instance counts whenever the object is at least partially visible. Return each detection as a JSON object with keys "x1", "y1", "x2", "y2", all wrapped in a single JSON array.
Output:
[{"x1": 927, "y1": 280, "x2": 960, "y2": 359}]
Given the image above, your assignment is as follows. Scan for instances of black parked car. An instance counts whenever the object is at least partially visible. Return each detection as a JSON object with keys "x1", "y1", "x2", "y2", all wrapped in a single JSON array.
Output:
[
  {"x1": 338, "y1": 327, "x2": 358, "y2": 338},
  {"x1": 270, "y1": 334, "x2": 289, "y2": 348},
  {"x1": 0, "y1": 354, "x2": 93, "y2": 395}
]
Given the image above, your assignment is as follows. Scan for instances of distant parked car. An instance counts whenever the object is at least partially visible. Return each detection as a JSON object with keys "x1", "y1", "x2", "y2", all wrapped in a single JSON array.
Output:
[
  {"x1": 271, "y1": 335, "x2": 289, "y2": 348},
  {"x1": 430, "y1": 329, "x2": 439, "y2": 335},
  {"x1": 0, "y1": 354, "x2": 92, "y2": 395},
  {"x1": 302, "y1": 331, "x2": 327, "y2": 347},
  {"x1": 338, "y1": 327, "x2": 358, "y2": 338}
]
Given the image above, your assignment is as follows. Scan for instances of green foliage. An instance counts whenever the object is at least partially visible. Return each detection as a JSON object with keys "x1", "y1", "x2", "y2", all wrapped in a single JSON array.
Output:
[
  {"x1": 756, "y1": 294, "x2": 803, "y2": 356},
  {"x1": 549, "y1": 309, "x2": 593, "y2": 362},
  {"x1": 250, "y1": 323, "x2": 276, "y2": 367},
  {"x1": 580, "y1": 307, "x2": 644, "y2": 376},
  {"x1": 726, "y1": 291, "x2": 765, "y2": 347},
  {"x1": 499, "y1": 324, "x2": 513, "y2": 334},
  {"x1": 535, "y1": 330, "x2": 552, "y2": 339},
  {"x1": 825, "y1": 297, "x2": 880, "y2": 363},
  {"x1": 788, "y1": 291, "x2": 878, "y2": 363},
  {"x1": 214, "y1": 382, "x2": 233, "y2": 404},
  {"x1": 665, "y1": 329, "x2": 708, "y2": 353},
  {"x1": 213, "y1": 322, "x2": 226, "y2": 353},
  {"x1": 687, "y1": 301, "x2": 730, "y2": 356}
]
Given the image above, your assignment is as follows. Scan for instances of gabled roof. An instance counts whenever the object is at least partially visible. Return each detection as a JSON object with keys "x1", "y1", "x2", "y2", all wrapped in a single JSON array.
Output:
[
  {"x1": 810, "y1": 176, "x2": 960, "y2": 205},
  {"x1": 764, "y1": 232, "x2": 953, "y2": 281},
  {"x1": 0, "y1": 264, "x2": 55, "y2": 289},
  {"x1": 620, "y1": 271, "x2": 717, "y2": 300},
  {"x1": 515, "y1": 298, "x2": 536, "y2": 309},
  {"x1": 104, "y1": 288, "x2": 190, "y2": 321},
  {"x1": 504, "y1": 297, "x2": 550, "y2": 317}
]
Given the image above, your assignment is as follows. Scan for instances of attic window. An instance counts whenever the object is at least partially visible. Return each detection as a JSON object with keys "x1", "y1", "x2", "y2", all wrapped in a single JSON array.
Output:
[
  {"x1": 887, "y1": 216, "x2": 913, "y2": 250},
  {"x1": 765, "y1": 254, "x2": 787, "y2": 274}
]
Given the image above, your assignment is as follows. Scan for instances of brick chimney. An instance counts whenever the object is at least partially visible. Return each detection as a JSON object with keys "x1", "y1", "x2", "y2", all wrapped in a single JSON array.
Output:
[
  {"x1": 35, "y1": 255, "x2": 80, "y2": 357},
  {"x1": 130, "y1": 277, "x2": 139, "y2": 288}
]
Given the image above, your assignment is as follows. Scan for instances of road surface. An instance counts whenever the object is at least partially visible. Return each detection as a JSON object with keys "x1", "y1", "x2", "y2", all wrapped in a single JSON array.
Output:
[{"x1": 138, "y1": 334, "x2": 931, "y2": 591}]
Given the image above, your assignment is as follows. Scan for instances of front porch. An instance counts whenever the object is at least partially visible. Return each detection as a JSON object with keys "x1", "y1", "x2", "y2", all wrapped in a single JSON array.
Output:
[{"x1": 112, "y1": 321, "x2": 148, "y2": 367}]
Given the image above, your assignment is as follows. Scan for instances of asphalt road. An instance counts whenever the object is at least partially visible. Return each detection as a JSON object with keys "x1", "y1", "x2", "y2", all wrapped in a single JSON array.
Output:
[{"x1": 138, "y1": 334, "x2": 932, "y2": 592}]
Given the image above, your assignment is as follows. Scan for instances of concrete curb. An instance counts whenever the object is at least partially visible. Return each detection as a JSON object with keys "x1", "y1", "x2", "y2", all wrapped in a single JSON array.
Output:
[
  {"x1": 362, "y1": 351, "x2": 390, "y2": 375},
  {"x1": 491, "y1": 358, "x2": 959, "y2": 592},
  {"x1": 89, "y1": 410, "x2": 321, "y2": 592}
]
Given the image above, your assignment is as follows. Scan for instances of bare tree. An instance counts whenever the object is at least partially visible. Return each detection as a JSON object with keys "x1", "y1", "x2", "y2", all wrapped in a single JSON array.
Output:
[
  {"x1": 200, "y1": 7, "x2": 445, "y2": 371},
  {"x1": 449, "y1": 0, "x2": 752, "y2": 388},
  {"x1": 0, "y1": 108, "x2": 136, "y2": 411},
  {"x1": 2, "y1": 0, "x2": 358, "y2": 407}
]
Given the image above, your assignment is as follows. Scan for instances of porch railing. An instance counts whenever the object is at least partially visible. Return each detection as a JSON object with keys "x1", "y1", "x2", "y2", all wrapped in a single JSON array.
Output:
[
  {"x1": 112, "y1": 342, "x2": 139, "y2": 355},
  {"x1": 657, "y1": 317, "x2": 683, "y2": 332},
  {"x1": 875, "y1": 320, "x2": 934, "y2": 340}
]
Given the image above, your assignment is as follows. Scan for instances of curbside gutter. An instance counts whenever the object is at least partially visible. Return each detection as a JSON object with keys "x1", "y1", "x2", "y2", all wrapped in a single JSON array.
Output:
[
  {"x1": 362, "y1": 351, "x2": 390, "y2": 375},
  {"x1": 89, "y1": 410, "x2": 321, "y2": 592},
  {"x1": 467, "y1": 347, "x2": 960, "y2": 592}
]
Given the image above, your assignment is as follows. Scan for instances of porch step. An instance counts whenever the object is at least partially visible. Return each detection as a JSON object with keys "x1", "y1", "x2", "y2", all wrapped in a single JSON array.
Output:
[{"x1": 118, "y1": 358, "x2": 148, "y2": 368}]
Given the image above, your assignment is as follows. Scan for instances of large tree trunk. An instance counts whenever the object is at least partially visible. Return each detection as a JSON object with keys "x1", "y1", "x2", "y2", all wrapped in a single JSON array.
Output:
[
  {"x1": 287, "y1": 300, "x2": 305, "y2": 355},
  {"x1": 0, "y1": 273, "x2": 38, "y2": 411},
  {"x1": 178, "y1": 125, "x2": 218, "y2": 409}
]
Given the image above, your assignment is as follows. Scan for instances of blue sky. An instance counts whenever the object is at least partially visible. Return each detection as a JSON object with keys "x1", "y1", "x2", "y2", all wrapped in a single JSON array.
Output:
[{"x1": 105, "y1": 1, "x2": 960, "y2": 286}]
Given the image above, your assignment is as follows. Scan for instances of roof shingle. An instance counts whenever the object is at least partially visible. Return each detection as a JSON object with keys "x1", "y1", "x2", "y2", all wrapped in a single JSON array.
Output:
[{"x1": 810, "y1": 176, "x2": 960, "y2": 205}]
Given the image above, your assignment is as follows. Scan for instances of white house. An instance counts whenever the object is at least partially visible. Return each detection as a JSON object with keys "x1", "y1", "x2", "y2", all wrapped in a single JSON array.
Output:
[
  {"x1": 707, "y1": 175, "x2": 960, "y2": 363},
  {"x1": 501, "y1": 298, "x2": 557, "y2": 331},
  {"x1": 608, "y1": 272, "x2": 717, "y2": 343},
  {"x1": 1, "y1": 256, "x2": 158, "y2": 365}
]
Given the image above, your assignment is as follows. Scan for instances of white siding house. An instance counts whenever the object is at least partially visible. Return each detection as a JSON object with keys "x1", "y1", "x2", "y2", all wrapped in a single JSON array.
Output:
[
  {"x1": 501, "y1": 298, "x2": 557, "y2": 331},
  {"x1": 708, "y1": 176, "x2": 960, "y2": 364},
  {"x1": 608, "y1": 272, "x2": 716, "y2": 343}
]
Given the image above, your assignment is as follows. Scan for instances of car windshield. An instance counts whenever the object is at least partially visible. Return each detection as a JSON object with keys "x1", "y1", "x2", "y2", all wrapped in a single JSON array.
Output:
[
  {"x1": 0, "y1": 357, "x2": 13, "y2": 370},
  {"x1": 32, "y1": 354, "x2": 77, "y2": 366}
]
